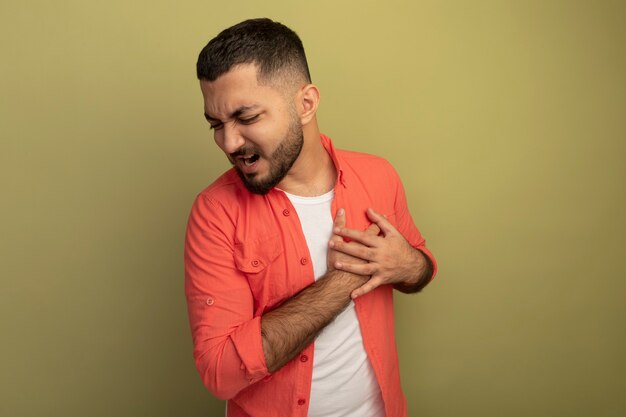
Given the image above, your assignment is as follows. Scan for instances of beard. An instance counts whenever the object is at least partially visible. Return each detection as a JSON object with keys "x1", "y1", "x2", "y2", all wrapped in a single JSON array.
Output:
[{"x1": 232, "y1": 116, "x2": 304, "y2": 195}]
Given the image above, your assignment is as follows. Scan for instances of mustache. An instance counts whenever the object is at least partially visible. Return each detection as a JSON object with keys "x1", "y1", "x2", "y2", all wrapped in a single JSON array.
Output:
[{"x1": 229, "y1": 147, "x2": 260, "y2": 158}]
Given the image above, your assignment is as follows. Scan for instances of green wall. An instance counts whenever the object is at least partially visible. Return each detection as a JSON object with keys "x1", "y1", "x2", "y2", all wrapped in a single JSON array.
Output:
[{"x1": 1, "y1": 1, "x2": 624, "y2": 416}]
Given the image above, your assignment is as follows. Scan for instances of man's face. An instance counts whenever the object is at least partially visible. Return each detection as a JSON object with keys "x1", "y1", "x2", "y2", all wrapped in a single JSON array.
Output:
[{"x1": 200, "y1": 64, "x2": 303, "y2": 194}]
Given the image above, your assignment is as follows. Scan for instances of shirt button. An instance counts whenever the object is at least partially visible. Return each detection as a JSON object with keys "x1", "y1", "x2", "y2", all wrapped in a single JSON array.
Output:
[
  {"x1": 297, "y1": 399, "x2": 306, "y2": 406},
  {"x1": 300, "y1": 355, "x2": 308, "y2": 362},
  {"x1": 300, "y1": 257, "x2": 308, "y2": 265},
  {"x1": 251, "y1": 259, "x2": 260, "y2": 267},
  {"x1": 206, "y1": 298, "x2": 214, "y2": 306},
  {"x1": 282, "y1": 209, "x2": 290, "y2": 216}
]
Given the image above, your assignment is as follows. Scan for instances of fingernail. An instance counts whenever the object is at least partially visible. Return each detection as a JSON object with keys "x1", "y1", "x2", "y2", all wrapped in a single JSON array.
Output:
[
  {"x1": 338, "y1": 208, "x2": 345, "y2": 216},
  {"x1": 334, "y1": 227, "x2": 341, "y2": 234},
  {"x1": 328, "y1": 241, "x2": 335, "y2": 248}
]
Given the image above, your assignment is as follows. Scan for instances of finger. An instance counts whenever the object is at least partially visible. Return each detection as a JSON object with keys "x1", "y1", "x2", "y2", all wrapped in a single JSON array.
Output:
[
  {"x1": 333, "y1": 227, "x2": 379, "y2": 247},
  {"x1": 351, "y1": 276, "x2": 385, "y2": 299},
  {"x1": 330, "y1": 208, "x2": 346, "y2": 243},
  {"x1": 334, "y1": 260, "x2": 375, "y2": 276},
  {"x1": 331, "y1": 240, "x2": 375, "y2": 261},
  {"x1": 334, "y1": 208, "x2": 346, "y2": 228},
  {"x1": 366, "y1": 208, "x2": 397, "y2": 236},
  {"x1": 365, "y1": 222, "x2": 381, "y2": 236}
]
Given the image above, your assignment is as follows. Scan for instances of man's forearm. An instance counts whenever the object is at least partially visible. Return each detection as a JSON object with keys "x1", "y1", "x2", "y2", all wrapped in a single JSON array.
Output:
[{"x1": 260, "y1": 270, "x2": 365, "y2": 373}]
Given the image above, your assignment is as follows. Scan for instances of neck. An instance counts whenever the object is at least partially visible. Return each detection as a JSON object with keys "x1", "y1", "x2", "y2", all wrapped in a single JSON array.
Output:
[{"x1": 277, "y1": 123, "x2": 336, "y2": 197}]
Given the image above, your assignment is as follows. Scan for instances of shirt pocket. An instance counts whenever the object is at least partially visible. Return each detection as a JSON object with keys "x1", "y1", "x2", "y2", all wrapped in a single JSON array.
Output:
[{"x1": 233, "y1": 234, "x2": 285, "y2": 311}]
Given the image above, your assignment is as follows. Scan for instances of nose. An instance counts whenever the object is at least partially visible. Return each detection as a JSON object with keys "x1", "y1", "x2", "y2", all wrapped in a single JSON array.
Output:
[{"x1": 217, "y1": 122, "x2": 245, "y2": 154}]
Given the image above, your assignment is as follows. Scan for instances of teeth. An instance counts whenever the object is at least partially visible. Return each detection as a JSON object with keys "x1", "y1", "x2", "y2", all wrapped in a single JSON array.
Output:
[{"x1": 242, "y1": 153, "x2": 259, "y2": 166}]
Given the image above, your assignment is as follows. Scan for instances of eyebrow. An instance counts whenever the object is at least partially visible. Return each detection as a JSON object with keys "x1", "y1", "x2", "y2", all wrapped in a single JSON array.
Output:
[{"x1": 204, "y1": 105, "x2": 259, "y2": 122}]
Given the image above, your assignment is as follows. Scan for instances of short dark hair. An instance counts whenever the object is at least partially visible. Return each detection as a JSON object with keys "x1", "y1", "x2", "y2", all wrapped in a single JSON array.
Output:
[{"x1": 196, "y1": 18, "x2": 311, "y2": 86}]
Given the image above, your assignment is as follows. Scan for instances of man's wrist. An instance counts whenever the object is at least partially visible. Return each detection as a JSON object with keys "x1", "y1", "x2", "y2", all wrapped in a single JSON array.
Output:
[
  {"x1": 395, "y1": 249, "x2": 433, "y2": 293},
  {"x1": 326, "y1": 269, "x2": 368, "y2": 291}
]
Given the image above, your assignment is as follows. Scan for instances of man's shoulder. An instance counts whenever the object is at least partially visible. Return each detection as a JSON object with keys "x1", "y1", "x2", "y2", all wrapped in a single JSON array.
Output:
[
  {"x1": 335, "y1": 147, "x2": 397, "y2": 176},
  {"x1": 195, "y1": 168, "x2": 243, "y2": 206}
]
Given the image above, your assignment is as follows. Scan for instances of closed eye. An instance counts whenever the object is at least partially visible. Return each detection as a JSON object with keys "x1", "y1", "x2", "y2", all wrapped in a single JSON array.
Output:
[
  {"x1": 209, "y1": 122, "x2": 224, "y2": 130},
  {"x1": 239, "y1": 114, "x2": 260, "y2": 125}
]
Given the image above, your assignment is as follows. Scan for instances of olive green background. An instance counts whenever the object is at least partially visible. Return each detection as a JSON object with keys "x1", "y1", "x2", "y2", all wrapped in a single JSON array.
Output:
[{"x1": 1, "y1": 0, "x2": 624, "y2": 416}]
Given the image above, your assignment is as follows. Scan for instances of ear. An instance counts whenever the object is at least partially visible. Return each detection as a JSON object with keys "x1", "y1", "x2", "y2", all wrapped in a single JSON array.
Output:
[{"x1": 297, "y1": 84, "x2": 320, "y2": 125}]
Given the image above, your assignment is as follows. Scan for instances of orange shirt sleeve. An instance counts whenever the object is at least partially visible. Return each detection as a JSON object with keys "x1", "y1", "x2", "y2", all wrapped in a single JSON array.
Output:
[
  {"x1": 184, "y1": 194, "x2": 269, "y2": 400},
  {"x1": 387, "y1": 162, "x2": 438, "y2": 283}
]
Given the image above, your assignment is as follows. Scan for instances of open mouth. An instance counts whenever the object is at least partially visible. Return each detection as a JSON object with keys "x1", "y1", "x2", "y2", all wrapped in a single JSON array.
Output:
[
  {"x1": 242, "y1": 153, "x2": 260, "y2": 166},
  {"x1": 233, "y1": 152, "x2": 261, "y2": 170}
]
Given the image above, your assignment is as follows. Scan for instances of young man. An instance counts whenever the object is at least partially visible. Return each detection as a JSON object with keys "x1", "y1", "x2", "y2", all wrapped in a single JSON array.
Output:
[{"x1": 185, "y1": 18, "x2": 437, "y2": 417}]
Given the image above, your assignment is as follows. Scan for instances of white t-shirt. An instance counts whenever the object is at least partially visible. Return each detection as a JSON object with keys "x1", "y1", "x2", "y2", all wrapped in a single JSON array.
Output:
[{"x1": 284, "y1": 190, "x2": 384, "y2": 417}]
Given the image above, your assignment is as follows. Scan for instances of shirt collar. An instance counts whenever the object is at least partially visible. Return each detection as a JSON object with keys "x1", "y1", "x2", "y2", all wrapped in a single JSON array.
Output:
[{"x1": 320, "y1": 133, "x2": 347, "y2": 188}]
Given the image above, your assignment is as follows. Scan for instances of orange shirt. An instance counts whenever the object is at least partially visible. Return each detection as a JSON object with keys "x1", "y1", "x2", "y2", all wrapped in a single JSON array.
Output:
[{"x1": 184, "y1": 135, "x2": 437, "y2": 417}]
